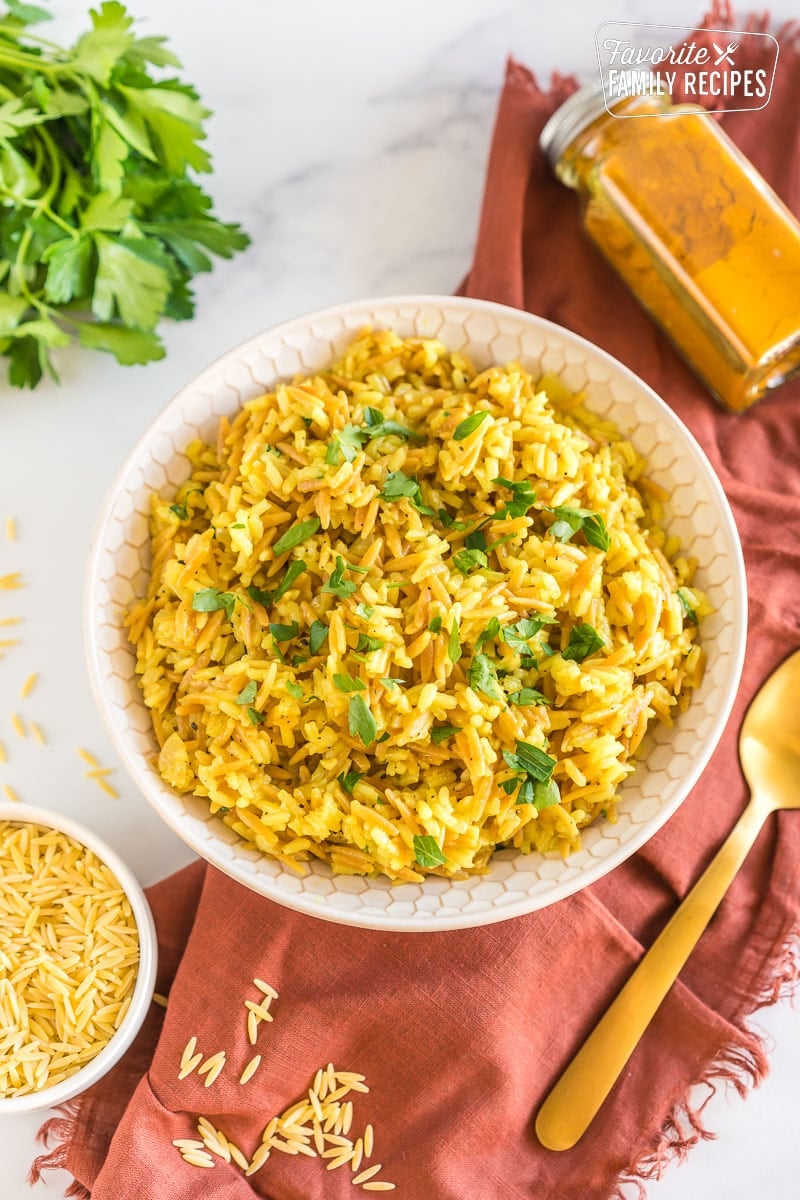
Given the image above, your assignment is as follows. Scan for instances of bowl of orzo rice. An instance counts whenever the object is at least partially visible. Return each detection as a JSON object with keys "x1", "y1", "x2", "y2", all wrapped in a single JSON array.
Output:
[
  {"x1": 85, "y1": 296, "x2": 746, "y2": 931},
  {"x1": 0, "y1": 803, "x2": 157, "y2": 1112}
]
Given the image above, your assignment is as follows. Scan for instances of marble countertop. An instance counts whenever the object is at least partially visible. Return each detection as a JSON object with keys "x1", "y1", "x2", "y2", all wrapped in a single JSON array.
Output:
[{"x1": 1, "y1": 1, "x2": 797, "y2": 1196}]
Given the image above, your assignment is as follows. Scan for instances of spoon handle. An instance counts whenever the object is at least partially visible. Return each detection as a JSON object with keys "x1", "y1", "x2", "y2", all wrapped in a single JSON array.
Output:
[{"x1": 535, "y1": 793, "x2": 770, "y2": 1152}]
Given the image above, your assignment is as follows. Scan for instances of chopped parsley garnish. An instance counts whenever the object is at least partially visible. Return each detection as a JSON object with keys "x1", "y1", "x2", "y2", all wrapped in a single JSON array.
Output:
[
  {"x1": 322, "y1": 556, "x2": 357, "y2": 599},
  {"x1": 465, "y1": 528, "x2": 487, "y2": 552},
  {"x1": 235, "y1": 680, "x2": 258, "y2": 705},
  {"x1": 334, "y1": 673, "x2": 365, "y2": 693},
  {"x1": 285, "y1": 681, "x2": 303, "y2": 700},
  {"x1": 247, "y1": 707, "x2": 265, "y2": 725},
  {"x1": 291, "y1": 654, "x2": 308, "y2": 667},
  {"x1": 381, "y1": 470, "x2": 434, "y2": 515},
  {"x1": 337, "y1": 770, "x2": 363, "y2": 795},
  {"x1": 356, "y1": 603, "x2": 375, "y2": 620},
  {"x1": 677, "y1": 588, "x2": 698, "y2": 625},
  {"x1": 453, "y1": 547, "x2": 488, "y2": 576},
  {"x1": 431, "y1": 724, "x2": 462, "y2": 745},
  {"x1": 363, "y1": 407, "x2": 424, "y2": 442},
  {"x1": 269, "y1": 621, "x2": 299, "y2": 642},
  {"x1": 192, "y1": 588, "x2": 237, "y2": 620},
  {"x1": 325, "y1": 423, "x2": 365, "y2": 466},
  {"x1": 448, "y1": 619, "x2": 462, "y2": 664},
  {"x1": 475, "y1": 617, "x2": 501, "y2": 652},
  {"x1": 170, "y1": 502, "x2": 189, "y2": 520},
  {"x1": 502, "y1": 616, "x2": 556, "y2": 653},
  {"x1": 428, "y1": 616, "x2": 443, "y2": 634},
  {"x1": 355, "y1": 633, "x2": 384, "y2": 653},
  {"x1": 248, "y1": 560, "x2": 307, "y2": 607},
  {"x1": 562, "y1": 623, "x2": 605, "y2": 662},
  {"x1": 348, "y1": 694, "x2": 377, "y2": 746},
  {"x1": 437, "y1": 507, "x2": 470, "y2": 531},
  {"x1": 413, "y1": 834, "x2": 446, "y2": 868},
  {"x1": 380, "y1": 677, "x2": 402, "y2": 690},
  {"x1": 491, "y1": 477, "x2": 537, "y2": 520},
  {"x1": 453, "y1": 410, "x2": 489, "y2": 441},
  {"x1": 503, "y1": 740, "x2": 556, "y2": 782},
  {"x1": 467, "y1": 653, "x2": 503, "y2": 701},
  {"x1": 272, "y1": 518, "x2": 321, "y2": 556},
  {"x1": 502, "y1": 740, "x2": 559, "y2": 807},
  {"x1": 547, "y1": 505, "x2": 610, "y2": 552},
  {"x1": 309, "y1": 620, "x2": 329, "y2": 655},
  {"x1": 509, "y1": 687, "x2": 551, "y2": 707}
]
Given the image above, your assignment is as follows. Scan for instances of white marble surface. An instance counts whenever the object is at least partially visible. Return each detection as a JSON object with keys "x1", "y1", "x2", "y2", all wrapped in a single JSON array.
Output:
[{"x1": 1, "y1": 0, "x2": 797, "y2": 1196}]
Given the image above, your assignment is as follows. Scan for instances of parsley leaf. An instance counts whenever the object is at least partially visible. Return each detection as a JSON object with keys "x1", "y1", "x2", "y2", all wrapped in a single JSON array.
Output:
[
  {"x1": 448, "y1": 619, "x2": 462, "y2": 664},
  {"x1": 356, "y1": 603, "x2": 374, "y2": 620},
  {"x1": 322, "y1": 555, "x2": 357, "y2": 599},
  {"x1": 348, "y1": 695, "x2": 377, "y2": 747},
  {"x1": 677, "y1": 588, "x2": 698, "y2": 625},
  {"x1": 428, "y1": 616, "x2": 443, "y2": 634},
  {"x1": 334, "y1": 673, "x2": 365, "y2": 693},
  {"x1": 437, "y1": 507, "x2": 470, "y2": 531},
  {"x1": 453, "y1": 410, "x2": 489, "y2": 440},
  {"x1": 547, "y1": 505, "x2": 610, "y2": 552},
  {"x1": 192, "y1": 588, "x2": 236, "y2": 620},
  {"x1": 562, "y1": 623, "x2": 605, "y2": 662},
  {"x1": 337, "y1": 770, "x2": 363, "y2": 795},
  {"x1": 475, "y1": 617, "x2": 501, "y2": 652},
  {"x1": 235, "y1": 680, "x2": 257, "y2": 705},
  {"x1": 491, "y1": 477, "x2": 537, "y2": 520},
  {"x1": 467, "y1": 654, "x2": 503, "y2": 701},
  {"x1": 248, "y1": 561, "x2": 306, "y2": 607},
  {"x1": 509, "y1": 687, "x2": 551, "y2": 707},
  {"x1": 247, "y1": 706, "x2": 265, "y2": 726},
  {"x1": 431, "y1": 724, "x2": 462, "y2": 745},
  {"x1": 453, "y1": 548, "x2": 488, "y2": 576},
  {"x1": 355, "y1": 633, "x2": 384, "y2": 653},
  {"x1": 381, "y1": 471, "x2": 434, "y2": 515},
  {"x1": 285, "y1": 681, "x2": 303, "y2": 700},
  {"x1": 502, "y1": 616, "x2": 557, "y2": 653},
  {"x1": 363, "y1": 407, "x2": 424, "y2": 442},
  {"x1": 503, "y1": 740, "x2": 556, "y2": 782},
  {"x1": 413, "y1": 834, "x2": 446, "y2": 868},
  {"x1": 380, "y1": 677, "x2": 402, "y2": 690},
  {"x1": 272, "y1": 518, "x2": 320, "y2": 556},
  {"x1": 269, "y1": 621, "x2": 299, "y2": 643},
  {"x1": 309, "y1": 620, "x2": 329, "y2": 655},
  {"x1": 326, "y1": 423, "x2": 365, "y2": 466}
]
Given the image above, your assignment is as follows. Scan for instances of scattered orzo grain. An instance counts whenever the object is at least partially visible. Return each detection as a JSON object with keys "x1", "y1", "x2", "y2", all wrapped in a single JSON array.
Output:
[
  {"x1": 239, "y1": 1054, "x2": 261, "y2": 1084},
  {"x1": 152, "y1": 992, "x2": 169, "y2": 1008},
  {"x1": 11, "y1": 712, "x2": 26, "y2": 738},
  {"x1": 77, "y1": 747, "x2": 100, "y2": 767},
  {"x1": 0, "y1": 572, "x2": 22, "y2": 589},
  {"x1": 29, "y1": 720, "x2": 46, "y2": 745},
  {"x1": 362, "y1": 1183, "x2": 396, "y2": 1192},
  {"x1": 0, "y1": 820, "x2": 139, "y2": 1097},
  {"x1": 2, "y1": 783, "x2": 20, "y2": 803},
  {"x1": 19, "y1": 672, "x2": 37, "y2": 698},
  {"x1": 5, "y1": 517, "x2": 16, "y2": 542}
]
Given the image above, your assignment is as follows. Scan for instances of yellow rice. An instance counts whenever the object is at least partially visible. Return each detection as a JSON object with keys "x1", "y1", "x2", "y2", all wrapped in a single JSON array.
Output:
[{"x1": 126, "y1": 328, "x2": 708, "y2": 882}]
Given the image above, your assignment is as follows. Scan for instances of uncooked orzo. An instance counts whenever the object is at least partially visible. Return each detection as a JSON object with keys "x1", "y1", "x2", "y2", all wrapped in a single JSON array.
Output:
[
  {"x1": 127, "y1": 329, "x2": 709, "y2": 882},
  {"x1": 0, "y1": 821, "x2": 139, "y2": 1097}
]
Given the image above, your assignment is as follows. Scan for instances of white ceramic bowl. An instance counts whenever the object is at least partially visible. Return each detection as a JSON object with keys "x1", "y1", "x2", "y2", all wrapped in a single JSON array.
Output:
[
  {"x1": 0, "y1": 803, "x2": 157, "y2": 1114},
  {"x1": 85, "y1": 296, "x2": 746, "y2": 932}
]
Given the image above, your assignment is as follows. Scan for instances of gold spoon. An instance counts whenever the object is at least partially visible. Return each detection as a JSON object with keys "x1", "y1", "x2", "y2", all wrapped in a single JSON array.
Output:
[{"x1": 535, "y1": 648, "x2": 800, "y2": 1152}]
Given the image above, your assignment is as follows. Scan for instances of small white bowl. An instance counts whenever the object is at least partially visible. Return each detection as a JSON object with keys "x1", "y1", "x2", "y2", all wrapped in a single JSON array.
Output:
[
  {"x1": 85, "y1": 295, "x2": 747, "y2": 932},
  {"x1": 0, "y1": 803, "x2": 157, "y2": 1114}
]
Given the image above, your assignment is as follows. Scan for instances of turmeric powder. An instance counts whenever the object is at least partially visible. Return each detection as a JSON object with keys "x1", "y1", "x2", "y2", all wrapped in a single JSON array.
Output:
[{"x1": 542, "y1": 88, "x2": 800, "y2": 411}]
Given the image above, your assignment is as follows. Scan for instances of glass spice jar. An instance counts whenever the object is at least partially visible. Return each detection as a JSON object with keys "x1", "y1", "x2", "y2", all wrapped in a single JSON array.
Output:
[{"x1": 540, "y1": 81, "x2": 800, "y2": 412}]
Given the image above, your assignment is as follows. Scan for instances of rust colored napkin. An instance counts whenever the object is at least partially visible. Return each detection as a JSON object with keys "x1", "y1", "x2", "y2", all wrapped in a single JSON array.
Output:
[{"x1": 32, "y1": 6, "x2": 800, "y2": 1199}]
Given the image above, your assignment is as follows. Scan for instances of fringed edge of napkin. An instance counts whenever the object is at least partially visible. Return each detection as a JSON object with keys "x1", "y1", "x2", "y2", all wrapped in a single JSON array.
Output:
[
  {"x1": 613, "y1": 932, "x2": 800, "y2": 1199},
  {"x1": 28, "y1": 1099, "x2": 90, "y2": 1198}
]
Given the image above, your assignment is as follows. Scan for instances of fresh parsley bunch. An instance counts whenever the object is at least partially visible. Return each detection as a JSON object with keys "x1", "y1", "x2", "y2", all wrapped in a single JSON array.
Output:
[{"x1": 0, "y1": 0, "x2": 249, "y2": 387}]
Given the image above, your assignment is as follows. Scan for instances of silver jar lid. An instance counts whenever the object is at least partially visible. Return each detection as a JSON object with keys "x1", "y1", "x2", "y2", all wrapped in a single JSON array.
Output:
[{"x1": 539, "y1": 73, "x2": 661, "y2": 166}]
